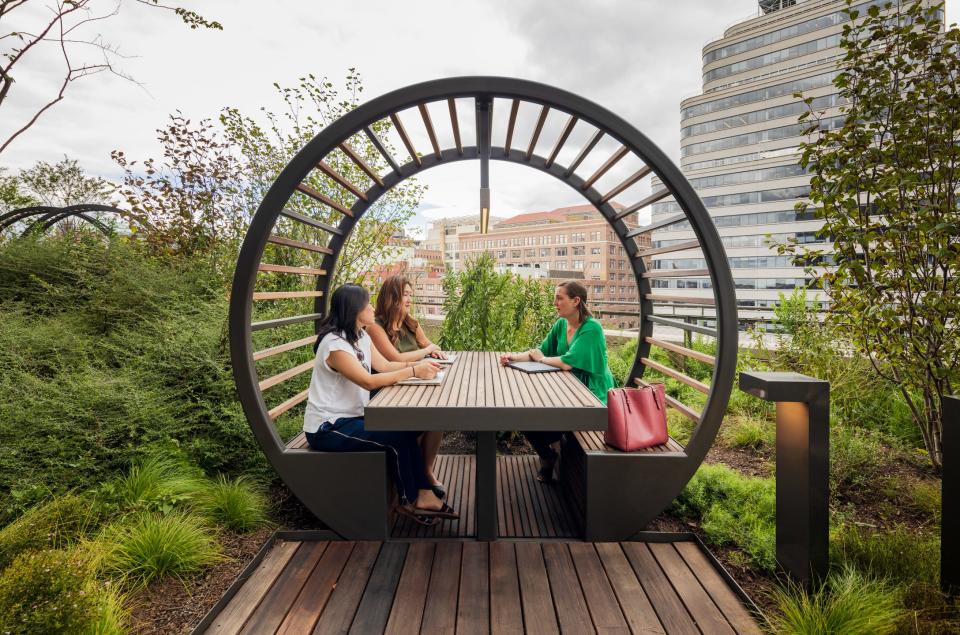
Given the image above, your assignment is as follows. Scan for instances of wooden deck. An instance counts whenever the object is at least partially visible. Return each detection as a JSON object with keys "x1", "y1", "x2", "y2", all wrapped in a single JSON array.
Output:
[
  {"x1": 392, "y1": 455, "x2": 579, "y2": 539},
  {"x1": 197, "y1": 538, "x2": 761, "y2": 634}
]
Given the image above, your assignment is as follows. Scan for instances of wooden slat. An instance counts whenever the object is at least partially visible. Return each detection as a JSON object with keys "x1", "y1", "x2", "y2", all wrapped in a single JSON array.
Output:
[
  {"x1": 503, "y1": 99, "x2": 520, "y2": 156},
  {"x1": 239, "y1": 541, "x2": 328, "y2": 635},
  {"x1": 600, "y1": 165, "x2": 652, "y2": 205},
  {"x1": 642, "y1": 268, "x2": 710, "y2": 278},
  {"x1": 363, "y1": 126, "x2": 403, "y2": 174},
  {"x1": 389, "y1": 114, "x2": 422, "y2": 167},
  {"x1": 316, "y1": 161, "x2": 368, "y2": 201},
  {"x1": 595, "y1": 543, "x2": 665, "y2": 635},
  {"x1": 253, "y1": 290, "x2": 324, "y2": 301},
  {"x1": 489, "y1": 542, "x2": 524, "y2": 634},
  {"x1": 622, "y1": 542, "x2": 700, "y2": 635},
  {"x1": 268, "y1": 389, "x2": 309, "y2": 421},
  {"x1": 457, "y1": 542, "x2": 489, "y2": 635},
  {"x1": 650, "y1": 543, "x2": 736, "y2": 635},
  {"x1": 259, "y1": 360, "x2": 314, "y2": 392},
  {"x1": 258, "y1": 263, "x2": 327, "y2": 276},
  {"x1": 311, "y1": 542, "x2": 381, "y2": 635},
  {"x1": 542, "y1": 543, "x2": 594, "y2": 633},
  {"x1": 285, "y1": 432, "x2": 307, "y2": 450},
  {"x1": 295, "y1": 182, "x2": 355, "y2": 217},
  {"x1": 206, "y1": 540, "x2": 301, "y2": 634},
  {"x1": 448, "y1": 99, "x2": 463, "y2": 155},
  {"x1": 348, "y1": 542, "x2": 407, "y2": 634},
  {"x1": 419, "y1": 543, "x2": 462, "y2": 633},
  {"x1": 545, "y1": 115, "x2": 577, "y2": 169},
  {"x1": 645, "y1": 337, "x2": 716, "y2": 365},
  {"x1": 614, "y1": 188, "x2": 674, "y2": 221},
  {"x1": 384, "y1": 542, "x2": 433, "y2": 634},
  {"x1": 581, "y1": 145, "x2": 629, "y2": 190},
  {"x1": 641, "y1": 357, "x2": 710, "y2": 394},
  {"x1": 647, "y1": 315, "x2": 718, "y2": 338},
  {"x1": 277, "y1": 541, "x2": 355, "y2": 634},
  {"x1": 624, "y1": 210, "x2": 687, "y2": 235},
  {"x1": 564, "y1": 129, "x2": 603, "y2": 178},
  {"x1": 339, "y1": 143, "x2": 385, "y2": 187},
  {"x1": 646, "y1": 293, "x2": 716, "y2": 306},
  {"x1": 280, "y1": 208, "x2": 343, "y2": 234},
  {"x1": 636, "y1": 240, "x2": 701, "y2": 257},
  {"x1": 674, "y1": 541, "x2": 762, "y2": 635},
  {"x1": 637, "y1": 376, "x2": 702, "y2": 424},
  {"x1": 268, "y1": 234, "x2": 334, "y2": 255},
  {"x1": 525, "y1": 105, "x2": 550, "y2": 160},
  {"x1": 253, "y1": 335, "x2": 316, "y2": 361},
  {"x1": 417, "y1": 104, "x2": 442, "y2": 159},
  {"x1": 568, "y1": 542, "x2": 631, "y2": 633},
  {"x1": 515, "y1": 543, "x2": 560, "y2": 634},
  {"x1": 252, "y1": 313, "x2": 323, "y2": 332}
]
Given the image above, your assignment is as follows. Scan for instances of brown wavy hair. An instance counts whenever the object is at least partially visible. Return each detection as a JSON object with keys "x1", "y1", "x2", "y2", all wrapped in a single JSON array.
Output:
[
  {"x1": 375, "y1": 275, "x2": 421, "y2": 345},
  {"x1": 557, "y1": 280, "x2": 592, "y2": 323}
]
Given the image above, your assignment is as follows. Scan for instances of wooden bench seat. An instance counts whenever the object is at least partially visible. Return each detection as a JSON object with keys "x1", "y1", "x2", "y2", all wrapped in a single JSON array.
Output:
[{"x1": 572, "y1": 430, "x2": 685, "y2": 454}]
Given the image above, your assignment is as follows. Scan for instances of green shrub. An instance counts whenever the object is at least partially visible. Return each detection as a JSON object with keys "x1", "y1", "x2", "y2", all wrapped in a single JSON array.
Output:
[
  {"x1": 831, "y1": 425, "x2": 891, "y2": 494},
  {"x1": 87, "y1": 587, "x2": 129, "y2": 635},
  {"x1": 907, "y1": 480, "x2": 942, "y2": 524},
  {"x1": 0, "y1": 494, "x2": 97, "y2": 570},
  {"x1": 766, "y1": 566, "x2": 905, "y2": 635},
  {"x1": 667, "y1": 411, "x2": 696, "y2": 446},
  {"x1": 0, "y1": 549, "x2": 100, "y2": 634},
  {"x1": 105, "y1": 512, "x2": 222, "y2": 587},
  {"x1": 834, "y1": 525, "x2": 939, "y2": 587},
  {"x1": 103, "y1": 455, "x2": 205, "y2": 514},
  {"x1": 720, "y1": 416, "x2": 774, "y2": 450},
  {"x1": 672, "y1": 464, "x2": 776, "y2": 570},
  {"x1": 194, "y1": 475, "x2": 271, "y2": 532}
]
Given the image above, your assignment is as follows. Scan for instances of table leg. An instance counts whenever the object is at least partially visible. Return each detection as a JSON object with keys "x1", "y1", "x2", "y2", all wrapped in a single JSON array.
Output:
[{"x1": 476, "y1": 431, "x2": 497, "y2": 541}]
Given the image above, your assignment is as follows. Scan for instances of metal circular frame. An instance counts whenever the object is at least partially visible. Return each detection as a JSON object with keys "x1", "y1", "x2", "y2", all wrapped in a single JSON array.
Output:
[
  {"x1": 0, "y1": 204, "x2": 122, "y2": 237},
  {"x1": 229, "y1": 77, "x2": 738, "y2": 538}
]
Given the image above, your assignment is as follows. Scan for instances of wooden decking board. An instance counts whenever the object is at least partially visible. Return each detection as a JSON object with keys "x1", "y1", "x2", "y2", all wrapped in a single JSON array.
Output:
[{"x1": 200, "y1": 538, "x2": 759, "y2": 635}]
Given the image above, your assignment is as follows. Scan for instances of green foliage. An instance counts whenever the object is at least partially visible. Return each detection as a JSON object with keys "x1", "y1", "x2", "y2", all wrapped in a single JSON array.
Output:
[
  {"x1": 789, "y1": 1, "x2": 960, "y2": 469},
  {"x1": 830, "y1": 425, "x2": 892, "y2": 494},
  {"x1": 607, "y1": 338, "x2": 637, "y2": 386},
  {"x1": 100, "y1": 455, "x2": 205, "y2": 515},
  {"x1": 104, "y1": 512, "x2": 222, "y2": 587},
  {"x1": 87, "y1": 587, "x2": 130, "y2": 635},
  {"x1": 439, "y1": 253, "x2": 555, "y2": 351},
  {"x1": 193, "y1": 475, "x2": 271, "y2": 533},
  {"x1": 0, "y1": 549, "x2": 101, "y2": 634},
  {"x1": 672, "y1": 464, "x2": 776, "y2": 571},
  {"x1": 834, "y1": 524, "x2": 939, "y2": 588},
  {"x1": 0, "y1": 494, "x2": 97, "y2": 571},
  {"x1": 16, "y1": 157, "x2": 116, "y2": 208},
  {"x1": 720, "y1": 416, "x2": 775, "y2": 450},
  {"x1": 766, "y1": 566, "x2": 905, "y2": 635},
  {"x1": 907, "y1": 480, "x2": 942, "y2": 525}
]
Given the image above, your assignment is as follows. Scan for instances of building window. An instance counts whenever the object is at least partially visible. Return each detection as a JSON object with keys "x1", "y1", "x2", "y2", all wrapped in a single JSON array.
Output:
[
  {"x1": 590, "y1": 261, "x2": 601, "y2": 269},
  {"x1": 556, "y1": 247, "x2": 568, "y2": 256},
  {"x1": 573, "y1": 246, "x2": 585, "y2": 256},
  {"x1": 540, "y1": 248, "x2": 549, "y2": 257},
  {"x1": 573, "y1": 260, "x2": 584, "y2": 270},
  {"x1": 591, "y1": 247, "x2": 601, "y2": 255}
]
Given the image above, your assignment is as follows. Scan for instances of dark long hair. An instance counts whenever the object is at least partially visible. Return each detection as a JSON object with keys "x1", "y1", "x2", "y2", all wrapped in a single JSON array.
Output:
[
  {"x1": 313, "y1": 284, "x2": 370, "y2": 353},
  {"x1": 558, "y1": 280, "x2": 592, "y2": 323},
  {"x1": 375, "y1": 275, "x2": 420, "y2": 345}
]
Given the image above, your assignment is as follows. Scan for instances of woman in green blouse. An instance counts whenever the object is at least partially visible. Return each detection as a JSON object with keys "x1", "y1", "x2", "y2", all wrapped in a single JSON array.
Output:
[
  {"x1": 499, "y1": 280, "x2": 616, "y2": 482},
  {"x1": 369, "y1": 275, "x2": 447, "y2": 498}
]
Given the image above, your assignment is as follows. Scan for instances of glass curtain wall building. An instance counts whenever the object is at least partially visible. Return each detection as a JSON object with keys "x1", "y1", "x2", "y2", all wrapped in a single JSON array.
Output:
[{"x1": 651, "y1": 0, "x2": 935, "y2": 309}]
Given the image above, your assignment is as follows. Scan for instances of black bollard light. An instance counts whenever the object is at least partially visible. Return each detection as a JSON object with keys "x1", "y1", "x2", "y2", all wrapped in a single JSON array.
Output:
[
  {"x1": 943, "y1": 395, "x2": 958, "y2": 596},
  {"x1": 740, "y1": 371, "x2": 829, "y2": 588}
]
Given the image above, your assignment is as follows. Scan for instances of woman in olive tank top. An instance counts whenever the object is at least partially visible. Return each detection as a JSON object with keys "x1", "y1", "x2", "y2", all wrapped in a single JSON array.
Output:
[{"x1": 369, "y1": 275, "x2": 448, "y2": 498}]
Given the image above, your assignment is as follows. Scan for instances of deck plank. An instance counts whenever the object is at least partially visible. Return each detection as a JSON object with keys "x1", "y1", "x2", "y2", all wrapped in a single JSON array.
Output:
[
  {"x1": 568, "y1": 543, "x2": 630, "y2": 634},
  {"x1": 277, "y1": 541, "x2": 355, "y2": 634},
  {"x1": 238, "y1": 541, "x2": 328, "y2": 635},
  {"x1": 674, "y1": 541, "x2": 762, "y2": 635},
  {"x1": 384, "y1": 542, "x2": 435, "y2": 635},
  {"x1": 622, "y1": 542, "x2": 700, "y2": 635},
  {"x1": 541, "y1": 543, "x2": 594, "y2": 634},
  {"x1": 515, "y1": 543, "x2": 560, "y2": 635},
  {"x1": 594, "y1": 542, "x2": 665, "y2": 634},
  {"x1": 205, "y1": 539, "x2": 300, "y2": 635},
  {"x1": 457, "y1": 542, "x2": 490, "y2": 635},
  {"x1": 348, "y1": 542, "x2": 407, "y2": 635},
  {"x1": 310, "y1": 542, "x2": 381, "y2": 635},
  {"x1": 489, "y1": 542, "x2": 524, "y2": 635},
  {"x1": 650, "y1": 542, "x2": 736, "y2": 635},
  {"x1": 420, "y1": 542, "x2": 463, "y2": 633}
]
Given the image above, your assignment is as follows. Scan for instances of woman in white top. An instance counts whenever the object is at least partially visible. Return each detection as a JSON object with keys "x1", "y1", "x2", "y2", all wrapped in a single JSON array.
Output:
[{"x1": 304, "y1": 284, "x2": 457, "y2": 525}]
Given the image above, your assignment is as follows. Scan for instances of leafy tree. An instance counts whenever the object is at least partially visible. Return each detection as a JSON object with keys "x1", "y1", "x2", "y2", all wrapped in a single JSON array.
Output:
[
  {"x1": 439, "y1": 253, "x2": 556, "y2": 351},
  {"x1": 17, "y1": 156, "x2": 115, "y2": 206},
  {"x1": 0, "y1": 167, "x2": 36, "y2": 211},
  {"x1": 0, "y1": 0, "x2": 221, "y2": 154},
  {"x1": 787, "y1": 0, "x2": 959, "y2": 468}
]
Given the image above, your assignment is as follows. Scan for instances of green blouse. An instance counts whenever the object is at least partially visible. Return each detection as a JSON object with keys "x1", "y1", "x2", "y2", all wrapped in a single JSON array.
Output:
[
  {"x1": 375, "y1": 317, "x2": 419, "y2": 353},
  {"x1": 539, "y1": 316, "x2": 616, "y2": 405}
]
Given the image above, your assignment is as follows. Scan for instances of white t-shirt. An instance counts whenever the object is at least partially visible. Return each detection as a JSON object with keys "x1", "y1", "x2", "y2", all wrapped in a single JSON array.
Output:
[{"x1": 303, "y1": 330, "x2": 372, "y2": 433}]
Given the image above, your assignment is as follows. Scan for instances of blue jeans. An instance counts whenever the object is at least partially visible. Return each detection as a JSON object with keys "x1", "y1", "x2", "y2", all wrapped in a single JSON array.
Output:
[{"x1": 305, "y1": 416, "x2": 430, "y2": 504}]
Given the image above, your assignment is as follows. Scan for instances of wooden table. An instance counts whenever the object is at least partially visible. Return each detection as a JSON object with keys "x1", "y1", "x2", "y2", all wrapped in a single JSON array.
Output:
[{"x1": 365, "y1": 351, "x2": 606, "y2": 540}]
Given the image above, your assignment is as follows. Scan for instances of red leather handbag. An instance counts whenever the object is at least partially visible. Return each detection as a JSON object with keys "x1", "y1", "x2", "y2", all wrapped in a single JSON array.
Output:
[{"x1": 605, "y1": 383, "x2": 668, "y2": 451}]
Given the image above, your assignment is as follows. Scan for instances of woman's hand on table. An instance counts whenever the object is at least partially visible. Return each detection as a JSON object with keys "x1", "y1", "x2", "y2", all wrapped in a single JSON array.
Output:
[
  {"x1": 528, "y1": 349, "x2": 545, "y2": 362},
  {"x1": 414, "y1": 360, "x2": 442, "y2": 379},
  {"x1": 499, "y1": 353, "x2": 516, "y2": 366},
  {"x1": 427, "y1": 346, "x2": 448, "y2": 360}
]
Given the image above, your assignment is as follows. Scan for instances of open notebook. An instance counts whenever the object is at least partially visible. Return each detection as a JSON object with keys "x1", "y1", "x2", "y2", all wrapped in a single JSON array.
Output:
[
  {"x1": 506, "y1": 361, "x2": 561, "y2": 374},
  {"x1": 396, "y1": 369, "x2": 446, "y2": 386}
]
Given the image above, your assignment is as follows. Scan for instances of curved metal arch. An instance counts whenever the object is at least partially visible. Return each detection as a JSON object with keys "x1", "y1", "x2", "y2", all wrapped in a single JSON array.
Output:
[
  {"x1": 229, "y1": 77, "x2": 738, "y2": 539},
  {"x1": 0, "y1": 204, "x2": 122, "y2": 236}
]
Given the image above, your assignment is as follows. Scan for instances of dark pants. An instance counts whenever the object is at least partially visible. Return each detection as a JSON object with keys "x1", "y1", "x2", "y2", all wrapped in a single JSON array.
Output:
[
  {"x1": 524, "y1": 431, "x2": 564, "y2": 462},
  {"x1": 306, "y1": 416, "x2": 430, "y2": 504}
]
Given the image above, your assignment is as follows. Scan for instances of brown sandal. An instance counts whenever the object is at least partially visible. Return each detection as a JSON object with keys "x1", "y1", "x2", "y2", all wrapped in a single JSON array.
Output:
[{"x1": 396, "y1": 505, "x2": 438, "y2": 526}]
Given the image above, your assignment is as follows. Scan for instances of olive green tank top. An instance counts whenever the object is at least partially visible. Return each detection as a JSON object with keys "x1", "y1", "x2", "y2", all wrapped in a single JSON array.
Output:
[{"x1": 375, "y1": 317, "x2": 419, "y2": 353}]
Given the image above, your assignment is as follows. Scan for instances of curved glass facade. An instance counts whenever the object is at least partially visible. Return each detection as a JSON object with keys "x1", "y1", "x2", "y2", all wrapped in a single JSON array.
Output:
[
  {"x1": 681, "y1": 72, "x2": 836, "y2": 121},
  {"x1": 684, "y1": 163, "x2": 807, "y2": 190},
  {"x1": 704, "y1": 34, "x2": 840, "y2": 83},
  {"x1": 653, "y1": 230, "x2": 824, "y2": 249},
  {"x1": 681, "y1": 115, "x2": 843, "y2": 157},
  {"x1": 681, "y1": 93, "x2": 843, "y2": 139},
  {"x1": 653, "y1": 278, "x2": 816, "y2": 290},
  {"x1": 663, "y1": 208, "x2": 819, "y2": 232},
  {"x1": 683, "y1": 147, "x2": 800, "y2": 171},
  {"x1": 653, "y1": 185, "x2": 811, "y2": 214}
]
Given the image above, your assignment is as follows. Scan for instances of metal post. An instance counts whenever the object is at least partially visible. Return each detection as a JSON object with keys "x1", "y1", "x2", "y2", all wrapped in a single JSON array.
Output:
[
  {"x1": 740, "y1": 371, "x2": 830, "y2": 588},
  {"x1": 476, "y1": 431, "x2": 497, "y2": 541},
  {"x1": 943, "y1": 395, "x2": 959, "y2": 596}
]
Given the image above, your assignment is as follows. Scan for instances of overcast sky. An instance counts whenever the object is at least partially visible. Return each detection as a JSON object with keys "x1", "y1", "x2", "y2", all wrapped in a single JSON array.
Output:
[{"x1": 3, "y1": 0, "x2": 957, "y2": 234}]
